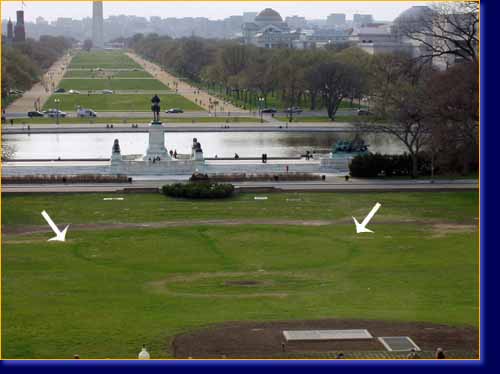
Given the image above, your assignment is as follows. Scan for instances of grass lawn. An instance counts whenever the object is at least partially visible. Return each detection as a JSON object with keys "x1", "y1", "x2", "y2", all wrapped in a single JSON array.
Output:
[
  {"x1": 16, "y1": 117, "x2": 259, "y2": 124},
  {"x1": 69, "y1": 51, "x2": 141, "y2": 69},
  {"x1": 58, "y1": 78, "x2": 169, "y2": 91},
  {"x1": 65, "y1": 70, "x2": 152, "y2": 78},
  {"x1": 42, "y1": 94, "x2": 202, "y2": 112},
  {"x1": 2, "y1": 192, "x2": 478, "y2": 358}
]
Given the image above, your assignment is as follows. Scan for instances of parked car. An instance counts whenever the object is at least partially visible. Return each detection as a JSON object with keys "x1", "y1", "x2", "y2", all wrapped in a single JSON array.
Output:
[
  {"x1": 165, "y1": 108, "x2": 184, "y2": 113},
  {"x1": 68, "y1": 89, "x2": 81, "y2": 94},
  {"x1": 44, "y1": 109, "x2": 67, "y2": 118},
  {"x1": 284, "y1": 107, "x2": 303, "y2": 114},
  {"x1": 54, "y1": 88, "x2": 66, "y2": 93},
  {"x1": 357, "y1": 109, "x2": 373, "y2": 116},
  {"x1": 261, "y1": 108, "x2": 277, "y2": 114},
  {"x1": 27, "y1": 111, "x2": 45, "y2": 118},
  {"x1": 102, "y1": 89, "x2": 114, "y2": 94},
  {"x1": 77, "y1": 108, "x2": 97, "y2": 118},
  {"x1": 9, "y1": 89, "x2": 24, "y2": 95}
]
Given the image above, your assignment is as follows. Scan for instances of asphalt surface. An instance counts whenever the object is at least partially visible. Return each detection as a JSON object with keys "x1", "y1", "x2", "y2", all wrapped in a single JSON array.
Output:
[{"x1": 1, "y1": 179, "x2": 478, "y2": 193}]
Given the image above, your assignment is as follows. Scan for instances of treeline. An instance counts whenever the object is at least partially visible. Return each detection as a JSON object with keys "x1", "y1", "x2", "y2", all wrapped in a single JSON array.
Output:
[
  {"x1": 128, "y1": 34, "x2": 478, "y2": 177},
  {"x1": 1, "y1": 36, "x2": 72, "y2": 101},
  {"x1": 128, "y1": 34, "x2": 370, "y2": 118}
]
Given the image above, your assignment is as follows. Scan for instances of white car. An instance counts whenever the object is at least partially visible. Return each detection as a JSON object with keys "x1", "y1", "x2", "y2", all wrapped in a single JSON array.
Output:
[
  {"x1": 44, "y1": 109, "x2": 67, "y2": 118},
  {"x1": 68, "y1": 89, "x2": 81, "y2": 94},
  {"x1": 77, "y1": 108, "x2": 97, "y2": 118},
  {"x1": 102, "y1": 89, "x2": 114, "y2": 94}
]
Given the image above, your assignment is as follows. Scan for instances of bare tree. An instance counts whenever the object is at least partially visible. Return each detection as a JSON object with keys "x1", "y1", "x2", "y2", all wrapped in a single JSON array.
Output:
[
  {"x1": 365, "y1": 55, "x2": 433, "y2": 177},
  {"x1": 394, "y1": 1, "x2": 478, "y2": 65}
]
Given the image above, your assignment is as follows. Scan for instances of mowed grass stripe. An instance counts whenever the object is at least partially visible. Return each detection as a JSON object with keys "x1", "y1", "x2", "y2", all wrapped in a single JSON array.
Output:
[
  {"x1": 69, "y1": 51, "x2": 141, "y2": 69},
  {"x1": 42, "y1": 94, "x2": 203, "y2": 112},
  {"x1": 65, "y1": 70, "x2": 152, "y2": 78},
  {"x1": 58, "y1": 78, "x2": 169, "y2": 91}
]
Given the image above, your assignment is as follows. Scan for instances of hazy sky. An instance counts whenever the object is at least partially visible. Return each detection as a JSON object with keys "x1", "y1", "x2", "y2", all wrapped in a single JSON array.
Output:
[{"x1": 1, "y1": 1, "x2": 430, "y2": 22}]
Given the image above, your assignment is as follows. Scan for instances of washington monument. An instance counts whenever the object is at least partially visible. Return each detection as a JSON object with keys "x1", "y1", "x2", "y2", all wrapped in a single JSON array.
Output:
[{"x1": 92, "y1": 1, "x2": 104, "y2": 49}]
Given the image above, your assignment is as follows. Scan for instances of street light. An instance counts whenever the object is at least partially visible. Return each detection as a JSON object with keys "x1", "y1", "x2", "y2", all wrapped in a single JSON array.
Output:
[
  {"x1": 54, "y1": 98, "x2": 61, "y2": 125},
  {"x1": 258, "y1": 97, "x2": 265, "y2": 123}
]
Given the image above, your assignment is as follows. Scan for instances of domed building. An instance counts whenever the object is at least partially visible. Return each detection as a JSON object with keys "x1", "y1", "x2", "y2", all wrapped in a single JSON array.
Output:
[{"x1": 242, "y1": 8, "x2": 292, "y2": 48}]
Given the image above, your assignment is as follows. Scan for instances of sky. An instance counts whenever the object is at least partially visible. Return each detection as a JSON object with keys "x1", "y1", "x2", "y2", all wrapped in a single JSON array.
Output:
[{"x1": 1, "y1": 1, "x2": 430, "y2": 22}]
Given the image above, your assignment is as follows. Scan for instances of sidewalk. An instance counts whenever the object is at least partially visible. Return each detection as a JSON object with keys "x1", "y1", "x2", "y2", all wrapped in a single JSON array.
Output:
[
  {"x1": 5, "y1": 53, "x2": 72, "y2": 114},
  {"x1": 126, "y1": 52, "x2": 243, "y2": 113}
]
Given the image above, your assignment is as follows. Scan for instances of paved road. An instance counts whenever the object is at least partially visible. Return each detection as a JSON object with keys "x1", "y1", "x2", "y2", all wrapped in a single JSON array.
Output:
[
  {"x1": 5, "y1": 53, "x2": 72, "y2": 113},
  {"x1": 4, "y1": 109, "x2": 356, "y2": 120},
  {"x1": 2, "y1": 122, "x2": 366, "y2": 134},
  {"x1": 2, "y1": 179, "x2": 478, "y2": 193}
]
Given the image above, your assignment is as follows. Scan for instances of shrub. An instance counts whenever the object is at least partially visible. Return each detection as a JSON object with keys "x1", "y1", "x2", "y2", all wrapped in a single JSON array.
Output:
[
  {"x1": 349, "y1": 153, "x2": 432, "y2": 178},
  {"x1": 162, "y1": 182, "x2": 234, "y2": 199}
]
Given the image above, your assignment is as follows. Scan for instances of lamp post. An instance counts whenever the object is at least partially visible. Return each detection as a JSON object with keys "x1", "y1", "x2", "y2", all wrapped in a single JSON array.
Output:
[
  {"x1": 258, "y1": 97, "x2": 265, "y2": 123},
  {"x1": 54, "y1": 98, "x2": 61, "y2": 125}
]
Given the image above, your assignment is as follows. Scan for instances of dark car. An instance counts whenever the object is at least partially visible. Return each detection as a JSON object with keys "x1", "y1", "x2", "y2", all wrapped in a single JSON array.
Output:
[
  {"x1": 284, "y1": 107, "x2": 303, "y2": 114},
  {"x1": 54, "y1": 88, "x2": 66, "y2": 93},
  {"x1": 27, "y1": 111, "x2": 45, "y2": 118},
  {"x1": 165, "y1": 108, "x2": 184, "y2": 113},
  {"x1": 357, "y1": 109, "x2": 373, "y2": 116},
  {"x1": 261, "y1": 108, "x2": 277, "y2": 114}
]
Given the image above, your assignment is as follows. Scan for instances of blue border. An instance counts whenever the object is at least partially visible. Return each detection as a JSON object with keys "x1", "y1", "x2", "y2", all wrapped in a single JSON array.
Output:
[{"x1": 1, "y1": 0, "x2": 497, "y2": 373}]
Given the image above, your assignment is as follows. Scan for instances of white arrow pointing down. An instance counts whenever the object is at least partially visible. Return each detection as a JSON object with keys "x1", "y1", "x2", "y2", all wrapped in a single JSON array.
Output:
[
  {"x1": 41, "y1": 210, "x2": 69, "y2": 242},
  {"x1": 352, "y1": 202, "x2": 381, "y2": 234}
]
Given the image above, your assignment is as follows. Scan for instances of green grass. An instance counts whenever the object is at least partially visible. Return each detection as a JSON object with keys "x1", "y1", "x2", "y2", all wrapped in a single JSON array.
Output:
[
  {"x1": 58, "y1": 78, "x2": 169, "y2": 91},
  {"x1": 2, "y1": 192, "x2": 478, "y2": 358},
  {"x1": 15, "y1": 117, "x2": 259, "y2": 124},
  {"x1": 65, "y1": 70, "x2": 152, "y2": 78},
  {"x1": 69, "y1": 51, "x2": 141, "y2": 69},
  {"x1": 42, "y1": 94, "x2": 202, "y2": 112},
  {"x1": 2, "y1": 192, "x2": 478, "y2": 226}
]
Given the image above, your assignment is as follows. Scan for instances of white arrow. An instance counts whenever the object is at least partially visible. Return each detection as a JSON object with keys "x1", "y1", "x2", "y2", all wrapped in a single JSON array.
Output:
[
  {"x1": 352, "y1": 202, "x2": 381, "y2": 234},
  {"x1": 41, "y1": 210, "x2": 69, "y2": 242}
]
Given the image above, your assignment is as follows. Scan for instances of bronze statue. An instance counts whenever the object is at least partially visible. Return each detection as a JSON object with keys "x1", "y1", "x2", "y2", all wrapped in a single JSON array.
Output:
[
  {"x1": 151, "y1": 94, "x2": 161, "y2": 122},
  {"x1": 192, "y1": 138, "x2": 202, "y2": 152}
]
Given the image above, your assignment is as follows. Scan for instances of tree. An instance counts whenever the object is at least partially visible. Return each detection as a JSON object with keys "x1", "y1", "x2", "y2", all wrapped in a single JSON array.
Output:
[
  {"x1": 425, "y1": 62, "x2": 478, "y2": 174},
  {"x1": 317, "y1": 58, "x2": 356, "y2": 120},
  {"x1": 83, "y1": 39, "x2": 93, "y2": 52},
  {"x1": 366, "y1": 55, "x2": 433, "y2": 177},
  {"x1": 394, "y1": 1, "x2": 478, "y2": 65}
]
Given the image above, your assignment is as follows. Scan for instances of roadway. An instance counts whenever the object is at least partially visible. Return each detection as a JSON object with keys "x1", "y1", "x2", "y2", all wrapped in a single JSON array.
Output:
[
  {"x1": 1, "y1": 179, "x2": 478, "y2": 193},
  {"x1": 2, "y1": 122, "x2": 372, "y2": 134}
]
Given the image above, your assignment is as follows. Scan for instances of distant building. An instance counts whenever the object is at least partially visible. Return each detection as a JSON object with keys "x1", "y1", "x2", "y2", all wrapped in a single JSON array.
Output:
[
  {"x1": 242, "y1": 8, "x2": 292, "y2": 48},
  {"x1": 92, "y1": 1, "x2": 104, "y2": 48},
  {"x1": 326, "y1": 13, "x2": 346, "y2": 27},
  {"x1": 36, "y1": 16, "x2": 49, "y2": 25},
  {"x1": 242, "y1": 12, "x2": 258, "y2": 23},
  {"x1": 285, "y1": 15, "x2": 307, "y2": 30},
  {"x1": 353, "y1": 14, "x2": 374, "y2": 27},
  {"x1": 14, "y1": 10, "x2": 26, "y2": 42},
  {"x1": 6, "y1": 18, "x2": 13, "y2": 42}
]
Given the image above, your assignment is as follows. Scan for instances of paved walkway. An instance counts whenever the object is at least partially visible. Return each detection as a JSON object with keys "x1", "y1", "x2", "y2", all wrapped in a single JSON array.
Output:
[
  {"x1": 5, "y1": 53, "x2": 72, "y2": 114},
  {"x1": 1, "y1": 179, "x2": 478, "y2": 194},
  {"x1": 126, "y1": 52, "x2": 242, "y2": 113}
]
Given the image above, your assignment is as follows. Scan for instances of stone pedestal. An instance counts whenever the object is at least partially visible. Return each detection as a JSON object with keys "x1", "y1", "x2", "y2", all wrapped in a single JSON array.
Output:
[
  {"x1": 144, "y1": 121, "x2": 171, "y2": 160},
  {"x1": 192, "y1": 150, "x2": 204, "y2": 161}
]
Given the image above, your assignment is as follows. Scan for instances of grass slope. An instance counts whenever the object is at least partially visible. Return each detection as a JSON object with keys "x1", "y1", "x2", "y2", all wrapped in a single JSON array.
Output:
[{"x1": 2, "y1": 192, "x2": 478, "y2": 358}]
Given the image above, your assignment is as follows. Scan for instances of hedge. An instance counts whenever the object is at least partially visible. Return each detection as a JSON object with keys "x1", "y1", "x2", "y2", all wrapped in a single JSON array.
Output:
[
  {"x1": 162, "y1": 182, "x2": 234, "y2": 199},
  {"x1": 349, "y1": 153, "x2": 431, "y2": 177}
]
